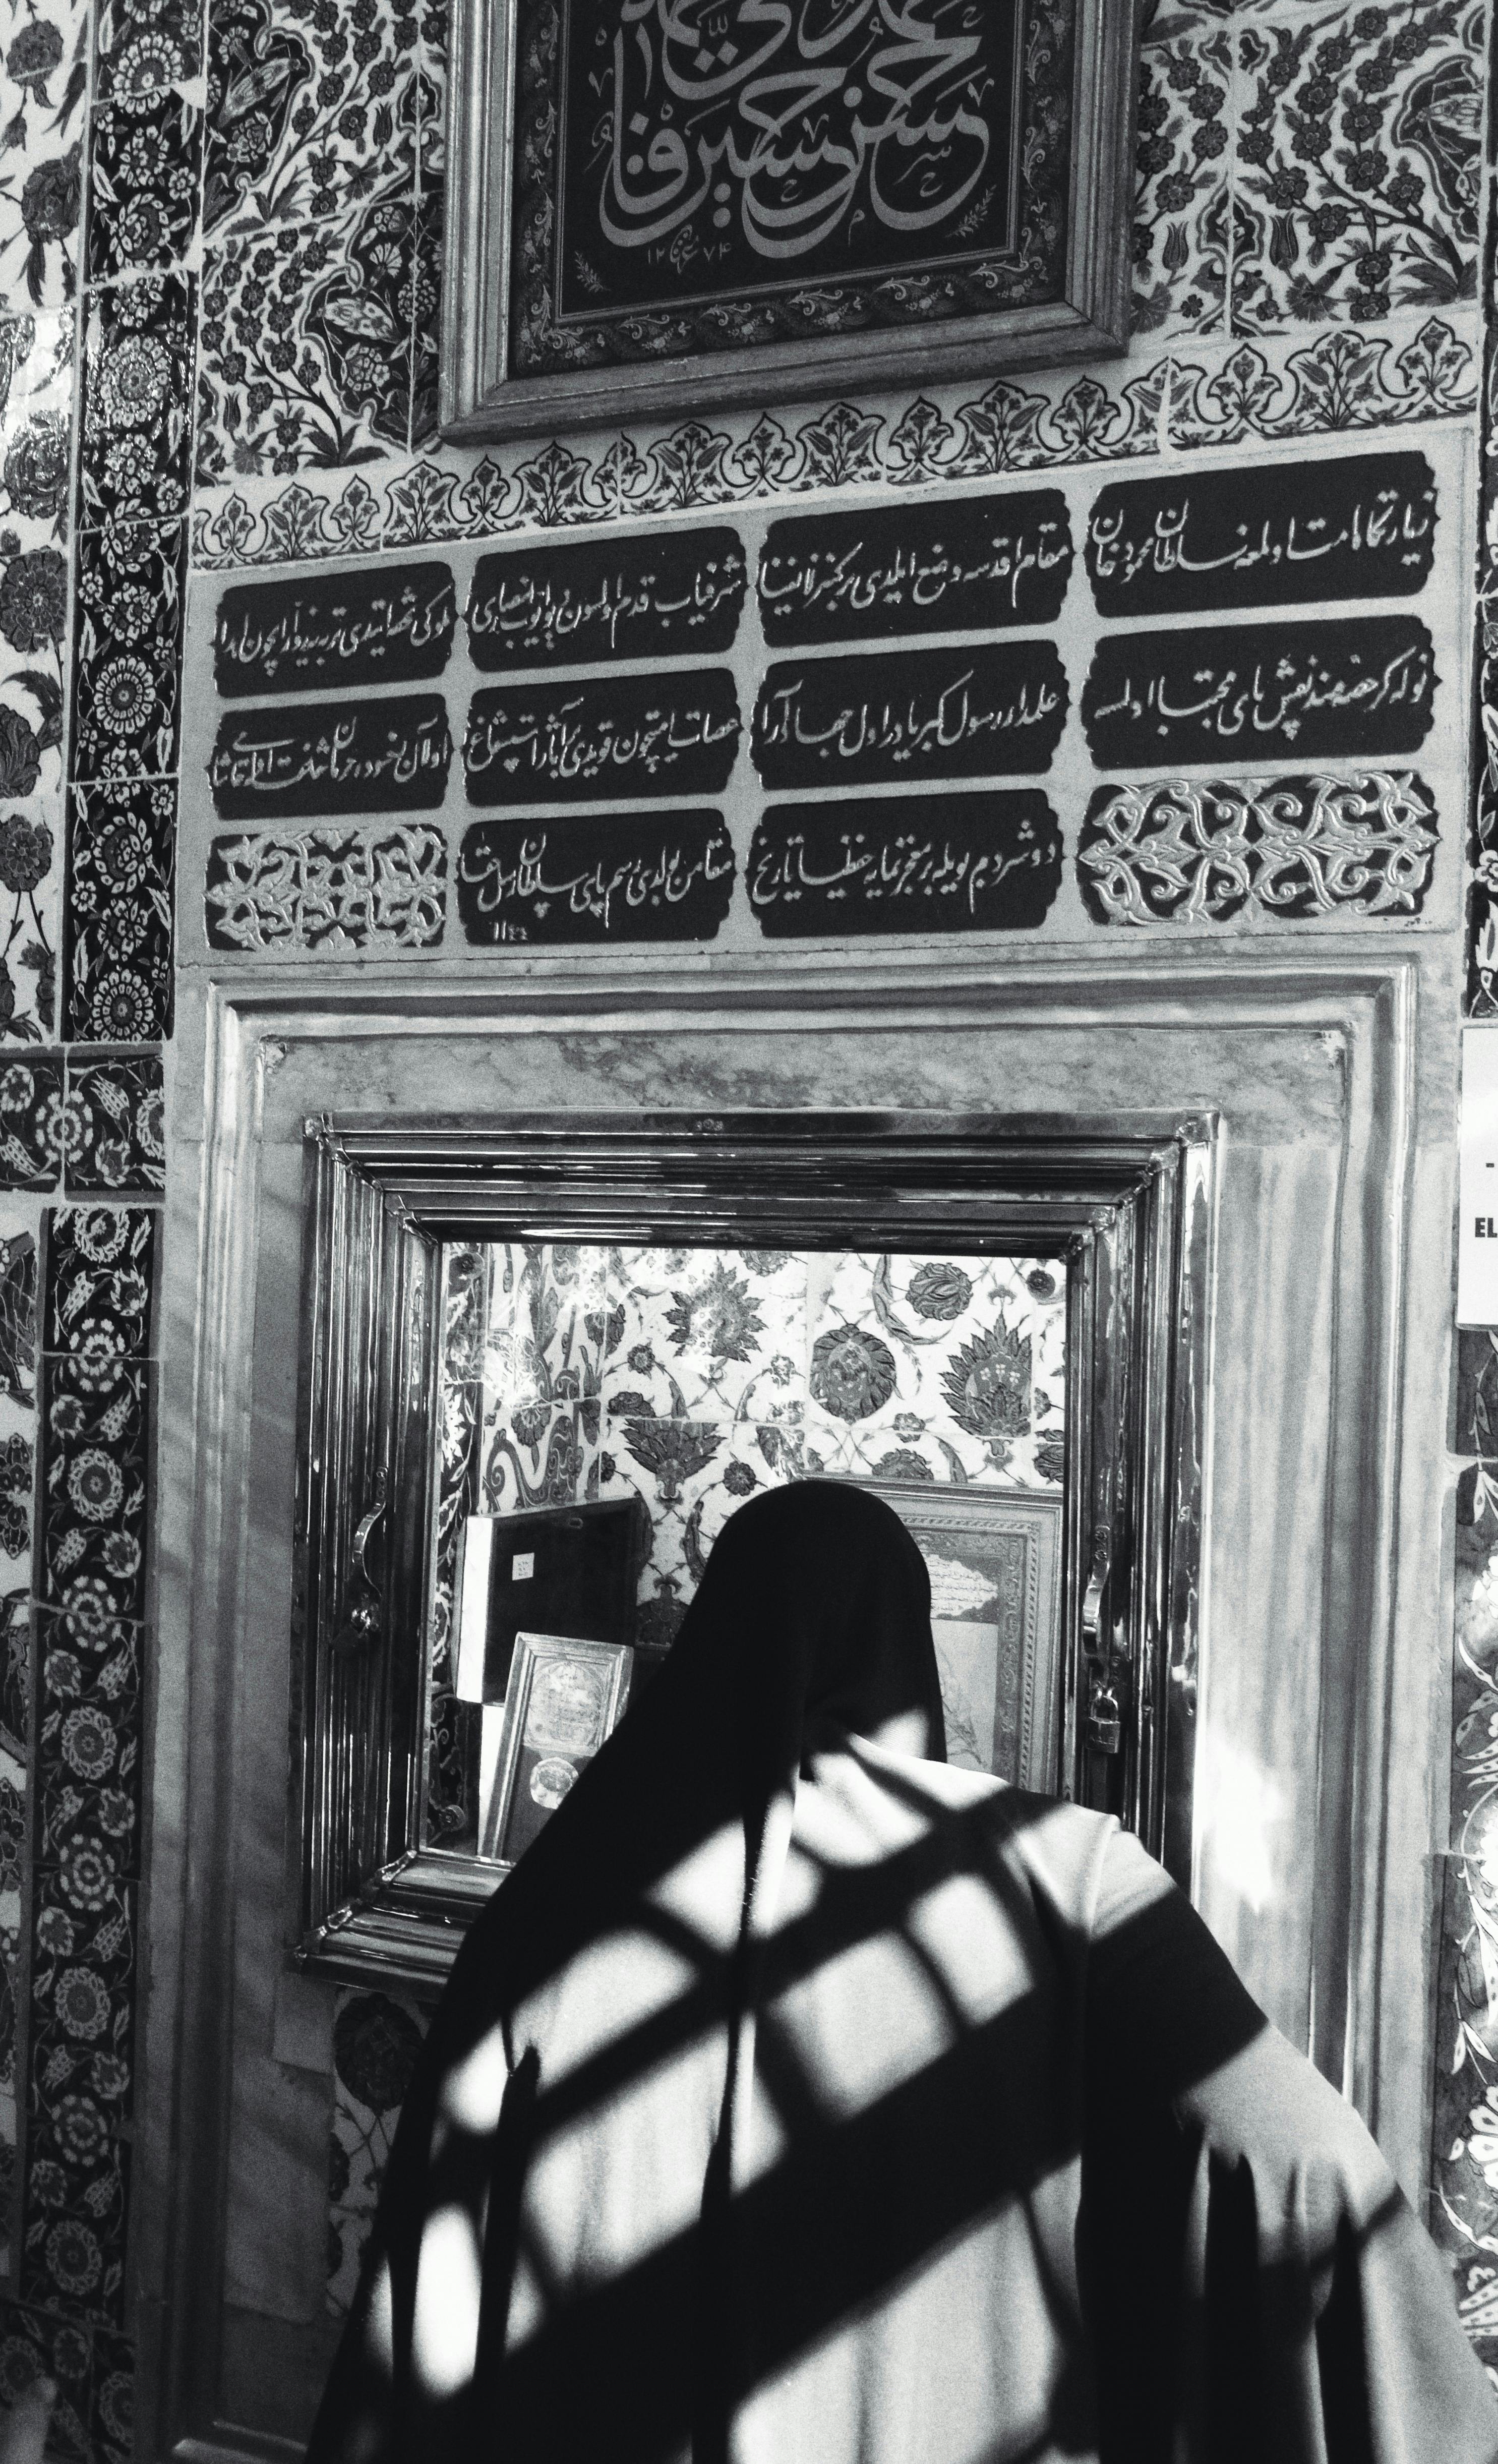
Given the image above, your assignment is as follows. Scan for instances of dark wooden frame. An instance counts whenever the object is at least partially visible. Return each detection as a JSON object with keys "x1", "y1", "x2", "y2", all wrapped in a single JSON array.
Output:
[
  {"x1": 291, "y1": 1107, "x2": 1212, "y2": 1989},
  {"x1": 440, "y1": 0, "x2": 1142, "y2": 441}
]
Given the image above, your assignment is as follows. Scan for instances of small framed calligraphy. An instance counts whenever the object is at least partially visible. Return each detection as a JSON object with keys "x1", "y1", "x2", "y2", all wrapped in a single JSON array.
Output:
[{"x1": 441, "y1": 0, "x2": 1139, "y2": 440}]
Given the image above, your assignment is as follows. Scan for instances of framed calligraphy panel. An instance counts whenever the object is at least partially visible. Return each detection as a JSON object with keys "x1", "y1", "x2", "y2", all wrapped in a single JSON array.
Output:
[{"x1": 442, "y1": 0, "x2": 1139, "y2": 439}]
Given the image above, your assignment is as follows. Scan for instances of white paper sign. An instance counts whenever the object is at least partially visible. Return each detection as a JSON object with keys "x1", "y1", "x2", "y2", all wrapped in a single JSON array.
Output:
[
  {"x1": 511, "y1": 1551, "x2": 535, "y2": 1581},
  {"x1": 1458, "y1": 1028, "x2": 1498, "y2": 1325}
]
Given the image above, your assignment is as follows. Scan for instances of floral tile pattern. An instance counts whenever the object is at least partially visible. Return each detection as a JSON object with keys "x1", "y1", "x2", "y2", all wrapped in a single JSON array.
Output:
[
  {"x1": 601, "y1": 1249, "x2": 805, "y2": 1428},
  {"x1": 62, "y1": 1053, "x2": 163, "y2": 1193},
  {"x1": 804, "y1": 1255, "x2": 1067, "y2": 1491},
  {"x1": 456, "y1": 1241, "x2": 1068, "y2": 1674},
  {"x1": 1132, "y1": 28, "x2": 1234, "y2": 338},
  {"x1": 0, "y1": 311, "x2": 72, "y2": 539},
  {"x1": 63, "y1": 779, "x2": 175, "y2": 1043},
  {"x1": 70, "y1": 519, "x2": 185, "y2": 784},
  {"x1": 1233, "y1": 0, "x2": 1480, "y2": 331},
  {"x1": 426, "y1": 1246, "x2": 485, "y2": 1849},
  {"x1": 0, "y1": 1057, "x2": 63, "y2": 1189},
  {"x1": 197, "y1": 185, "x2": 424, "y2": 484},
  {"x1": 0, "y1": 2298, "x2": 94, "y2": 2458},
  {"x1": 204, "y1": 0, "x2": 417, "y2": 242},
  {"x1": 94, "y1": 0, "x2": 201, "y2": 104},
  {"x1": 0, "y1": 11, "x2": 84, "y2": 317},
  {"x1": 81, "y1": 271, "x2": 194, "y2": 528},
  {"x1": 326, "y1": 1988, "x2": 427, "y2": 2318},
  {"x1": 86, "y1": 90, "x2": 201, "y2": 284}
]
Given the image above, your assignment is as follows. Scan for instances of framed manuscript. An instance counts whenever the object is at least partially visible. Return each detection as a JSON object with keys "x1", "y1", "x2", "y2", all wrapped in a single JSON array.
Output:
[{"x1": 441, "y1": 0, "x2": 1139, "y2": 440}]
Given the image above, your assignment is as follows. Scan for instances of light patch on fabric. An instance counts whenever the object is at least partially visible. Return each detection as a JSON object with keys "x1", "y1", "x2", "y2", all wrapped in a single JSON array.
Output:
[
  {"x1": 412, "y1": 2204, "x2": 482, "y2": 2397},
  {"x1": 440, "y1": 2022, "x2": 511, "y2": 2134}
]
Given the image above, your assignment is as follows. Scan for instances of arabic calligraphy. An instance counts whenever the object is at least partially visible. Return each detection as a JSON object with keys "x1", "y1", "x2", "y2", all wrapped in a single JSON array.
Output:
[
  {"x1": 213, "y1": 564, "x2": 457, "y2": 696},
  {"x1": 208, "y1": 695, "x2": 454, "y2": 819},
  {"x1": 749, "y1": 792, "x2": 1061, "y2": 937},
  {"x1": 759, "y1": 491, "x2": 1072, "y2": 645},
  {"x1": 457, "y1": 809, "x2": 735, "y2": 944},
  {"x1": 463, "y1": 670, "x2": 741, "y2": 803},
  {"x1": 1081, "y1": 619, "x2": 1436, "y2": 767},
  {"x1": 752, "y1": 643, "x2": 1068, "y2": 787},
  {"x1": 559, "y1": 0, "x2": 1022, "y2": 318},
  {"x1": 1076, "y1": 773, "x2": 1439, "y2": 925},
  {"x1": 1086, "y1": 454, "x2": 1437, "y2": 618},
  {"x1": 467, "y1": 529, "x2": 746, "y2": 668}
]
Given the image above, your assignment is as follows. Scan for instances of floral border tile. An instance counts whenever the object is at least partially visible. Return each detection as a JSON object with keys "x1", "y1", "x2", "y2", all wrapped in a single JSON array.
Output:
[
  {"x1": 1232, "y1": 0, "x2": 1481, "y2": 333},
  {"x1": 22, "y1": 1869, "x2": 135, "y2": 2326},
  {"x1": 86, "y1": 89, "x2": 202, "y2": 284},
  {"x1": 1167, "y1": 308, "x2": 1478, "y2": 441},
  {"x1": 1132, "y1": 28, "x2": 1233, "y2": 339},
  {"x1": 62, "y1": 1054, "x2": 164, "y2": 1194},
  {"x1": 204, "y1": 0, "x2": 417, "y2": 241},
  {"x1": 63, "y1": 779, "x2": 175, "y2": 1045},
  {"x1": 192, "y1": 466, "x2": 384, "y2": 566},
  {"x1": 81, "y1": 271, "x2": 195, "y2": 527},
  {"x1": 43, "y1": 1204, "x2": 153, "y2": 1360},
  {"x1": 37, "y1": 1359, "x2": 149, "y2": 1620},
  {"x1": 70, "y1": 519, "x2": 186, "y2": 784}
]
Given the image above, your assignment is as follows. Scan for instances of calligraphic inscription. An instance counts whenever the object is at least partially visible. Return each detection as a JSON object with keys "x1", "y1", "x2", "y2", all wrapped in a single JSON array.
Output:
[
  {"x1": 1086, "y1": 452, "x2": 1436, "y2": 618},
  {"x1": 212, "y1": 563, "x2": 458, "y2": 696},
  {"x1": 1076, "y1": 774, "x2": 1439, "y2": 925},
  {"x1": 205, "y1": 824, "x2": 448, "y2": 951},
  {"x1": 457, "y1": 810, "x2": 735, "y2": 945},
  {"x1": 463, "y1": 670, "x2": 741, "y2": 803},
  {"x1": 758, "y1": 492, "x2": 1073, "y2": 646},
  {"x1": 749, "y1": 792, "x2": 1062, "y2": 937},
  {"x1": 552, "y1": 1, "x2": 1024, "y2": 334},
  {"x1": 466, "y1": 530, "x2": 747, "y2": 669},
  {"x1": 1081, "y1": 619, "x2": 1436, "y2": 768},
  {"x1": 208, "y1": 694, "x2": 453, "y2": 819},
  {"x1": 753, "y1": 644, "x2": 1068, "y2": 790}
]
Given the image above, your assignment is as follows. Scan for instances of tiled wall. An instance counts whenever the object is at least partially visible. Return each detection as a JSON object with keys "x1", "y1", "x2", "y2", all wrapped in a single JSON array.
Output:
[{"x1": 0, "y1": 0, "x2": 1478, "y2": 2437}]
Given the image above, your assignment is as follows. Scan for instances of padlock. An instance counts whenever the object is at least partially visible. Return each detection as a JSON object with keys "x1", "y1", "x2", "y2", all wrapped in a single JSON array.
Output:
[{"x1": 1085, "y1": 1672, "x2": 1122, "y2": 1755}]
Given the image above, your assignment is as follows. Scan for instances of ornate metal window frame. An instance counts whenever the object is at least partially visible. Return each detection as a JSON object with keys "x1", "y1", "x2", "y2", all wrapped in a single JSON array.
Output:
[{"x1": 292, "y1": 1108, "x2": 1213, "y2": 1988}]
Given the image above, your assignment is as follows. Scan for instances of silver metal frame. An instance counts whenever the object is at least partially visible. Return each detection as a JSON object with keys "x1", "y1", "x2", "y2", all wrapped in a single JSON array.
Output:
[
  {"x1": 479, "y1": 1630, "x2": 633, "y2": 1862},
  {"x1": 853, "y1": 1479, "x2": 1064, "y2": 1795},
  {"x1": 289, "y1": 1107, "x2": 1213, "y2": 1988},
  {"x1": 440, "y1": 0, "x2": 1142, "y2": 439}
]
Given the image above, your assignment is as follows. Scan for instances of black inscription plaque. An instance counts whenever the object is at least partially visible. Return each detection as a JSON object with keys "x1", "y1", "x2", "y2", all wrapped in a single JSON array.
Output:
[
  {"x1": 748, "y1": 792, "x2": 1062, "y2": 937},
  {"x1": 457, "y1": 810, "x2": 735, "y2": 945},
  {"x1": 466, "y1": 529, "x2": 747, "y2": 669},
  {"x1": 753, "y1": 644, "x2": 1068, "y2": 789},
  {"x1": 758, "y1": 491, "x2": 1073, "y2": 646},
  {"x1": 1081, "y1": 618, "x2": 1436, "y2": 767},
  {"x1": 213, "y1": 563, "x2": 458, "y2": 696},
  {"x1": 552, "y1": 1, "x2": 1022, "y2": 330},
  {"x1": 209, "y1": 694, "x2": 453, "y2": 818},
  {"x1": 464, "y1": 670, "x2": 741, "y2": 804},
  {"x1": 1086, "y1": 452, "x2": 1436, "y2": 617}
]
